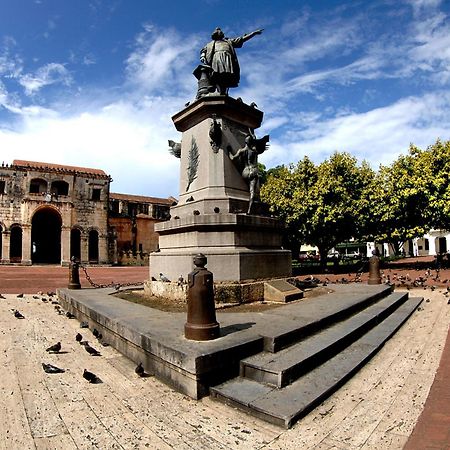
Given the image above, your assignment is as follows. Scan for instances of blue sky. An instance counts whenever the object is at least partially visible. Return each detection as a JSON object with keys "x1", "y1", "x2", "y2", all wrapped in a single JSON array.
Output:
[{"x1": 1, "y1": 0, "x2": 449, "y2": 198}]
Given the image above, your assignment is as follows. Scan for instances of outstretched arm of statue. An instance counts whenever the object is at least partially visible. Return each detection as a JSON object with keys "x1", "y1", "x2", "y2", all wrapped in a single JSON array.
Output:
[{"x1": 242, "y1": 29, "x2": 263, "y2": 42}]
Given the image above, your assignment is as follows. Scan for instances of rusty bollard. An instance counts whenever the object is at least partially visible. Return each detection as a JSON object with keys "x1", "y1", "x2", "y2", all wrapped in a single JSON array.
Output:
[
  {"x1": 185, "y1": 254, "x2": 220, "y2": 341},
  {"x1": 368, "y1": 251, "x2": 381, "y2": 285},
  {"x1": 68, "y1": 256, "x2": 81, "y2": 290}
]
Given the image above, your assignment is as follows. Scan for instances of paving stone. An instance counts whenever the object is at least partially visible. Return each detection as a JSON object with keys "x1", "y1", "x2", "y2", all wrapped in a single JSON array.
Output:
[{"x1": 0, "y1": 283, "x2": 449, "y2": 449}]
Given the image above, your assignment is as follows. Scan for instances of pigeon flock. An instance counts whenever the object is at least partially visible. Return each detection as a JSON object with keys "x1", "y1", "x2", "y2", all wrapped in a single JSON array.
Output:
[{"x1": 1, "y1": 291, "x2": 150, "y2": 386}]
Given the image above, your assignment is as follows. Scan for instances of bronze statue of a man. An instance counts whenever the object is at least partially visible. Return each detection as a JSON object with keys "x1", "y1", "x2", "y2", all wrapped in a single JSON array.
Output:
[{"x1": 200, "y1": 27, "x2": 263, "y2": 95}]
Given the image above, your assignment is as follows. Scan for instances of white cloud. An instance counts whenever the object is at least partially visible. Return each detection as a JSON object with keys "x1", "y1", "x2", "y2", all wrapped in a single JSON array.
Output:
[
  {"x1": 125, "y1": 24, "x2": 200, "y2": 96},
  {"x1": 261, "y1": 92, "x2": 450, "y2": 169},
  {"x1": 0, "y1": 96, "x2": 182, "y2": 198},
  {"x1": 18, "y1": 63, "x2": 72, "y2": 95}
]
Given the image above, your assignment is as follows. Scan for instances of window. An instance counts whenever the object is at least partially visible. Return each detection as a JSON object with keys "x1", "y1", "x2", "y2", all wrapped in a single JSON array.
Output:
[
  {"x1": 153, "y1": 204, "x2": 170, "y2": 220},
  {"x1": 92, "y1": 188, "x2": 101, "y2": 201},
  {"x1": 30, "y1": 178, "x2": 47, "y2": 194},
  {"x1": 51, "y1": 180, "x2": 69, "y2": 196},
  {"x1": 110, "y1": 200, "x2": 120, "y2": 213},
  {"x1": 424, "y1": 239, "x2": 429, "y2": 251},
  {"x1": 0, "y1": 180, "x2": 5, "y2": 194}
]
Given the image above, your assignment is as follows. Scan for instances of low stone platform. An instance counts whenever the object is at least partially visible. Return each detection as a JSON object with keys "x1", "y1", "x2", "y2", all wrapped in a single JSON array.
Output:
[{"x1": 56, "y1": 283, "x2": 418, "y2": 406}]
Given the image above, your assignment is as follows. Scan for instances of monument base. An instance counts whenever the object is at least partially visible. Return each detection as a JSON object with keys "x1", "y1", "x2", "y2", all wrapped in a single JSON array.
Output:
[
  {"x1": 150, "y1": 213, "x2": 291, "y2": 282},
  {"x1": 145, "y1": 276, "x2": 297, "y2": 304}
]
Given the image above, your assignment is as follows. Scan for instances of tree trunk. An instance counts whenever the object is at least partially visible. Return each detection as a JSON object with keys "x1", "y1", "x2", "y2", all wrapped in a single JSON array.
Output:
[{"x1": 317, "y1": 244, "x2": 330, "y2": 271}]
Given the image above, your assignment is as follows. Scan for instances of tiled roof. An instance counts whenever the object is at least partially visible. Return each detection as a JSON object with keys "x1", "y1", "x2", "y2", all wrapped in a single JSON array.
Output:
[
  {"x1": 110, "y1": 192, "x2": 176, "y2": 205},
  {"x1": 13, "y1": 160, "x2": 109, "y2": 177}
]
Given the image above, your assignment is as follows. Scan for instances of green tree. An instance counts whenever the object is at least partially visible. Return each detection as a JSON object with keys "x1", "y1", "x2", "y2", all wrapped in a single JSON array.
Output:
[
  {"x1": 261, "y1": 152, "x2": 374, "y2": 267},
  {"x1": 360, "y1": 150, "x2": 430, "y2": 255},
  {"x1": 412, "y1": 139, "x2": 450, "y2": 231}
]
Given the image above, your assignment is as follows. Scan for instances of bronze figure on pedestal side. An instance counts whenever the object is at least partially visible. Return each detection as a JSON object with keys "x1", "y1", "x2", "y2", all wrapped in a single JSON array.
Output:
[{"x1": 228, "y1": 130, "x2": 269, "y2": 215}]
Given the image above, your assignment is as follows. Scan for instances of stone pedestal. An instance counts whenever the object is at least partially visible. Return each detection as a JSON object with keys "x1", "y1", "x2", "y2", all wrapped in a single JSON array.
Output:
[{"x1": 150, "y1": 96, "x2": 291, "y2": 295}]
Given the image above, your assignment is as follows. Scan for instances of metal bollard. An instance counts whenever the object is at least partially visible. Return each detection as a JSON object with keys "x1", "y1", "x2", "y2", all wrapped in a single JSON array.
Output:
[
  {"x1": 367, "y1": 251, "x2": 381, "y2": 285},
  {"x1": 68, "y1": 256, "x2": 81, "y2": 290},
  {"x1": 185, "y1": 253, "x2": 220, "y2": 341}
]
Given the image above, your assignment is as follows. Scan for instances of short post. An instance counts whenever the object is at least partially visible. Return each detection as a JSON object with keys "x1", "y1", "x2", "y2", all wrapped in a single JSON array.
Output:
[
  {"x1": 185, "y1": 253, "x2": 220, "y2": 341},
  {"x1": 68, "y1": 256, "x2": 81, "y2": 289},
  {"x1": 367, "y1": 250, "x2": 381, "y2": 285}
]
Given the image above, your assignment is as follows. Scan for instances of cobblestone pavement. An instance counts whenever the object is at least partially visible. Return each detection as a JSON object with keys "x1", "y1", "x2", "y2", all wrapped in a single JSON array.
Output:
[{"x1": 1, "y1": 283, "x2": 449, "y2": 449}]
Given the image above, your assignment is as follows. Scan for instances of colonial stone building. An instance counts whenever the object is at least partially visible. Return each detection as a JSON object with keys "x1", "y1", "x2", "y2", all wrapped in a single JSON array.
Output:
[
  {"x1": 0, "y1": 160, "x2": 174, "y2": 265},
  {"x1": 0, "y1": 160, "x2": 111, "y2": 265}
]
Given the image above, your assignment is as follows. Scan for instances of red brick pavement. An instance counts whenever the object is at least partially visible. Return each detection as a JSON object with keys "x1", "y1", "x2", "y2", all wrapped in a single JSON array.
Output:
[
  {"x1": 0, "y1": 265, "x2": 148, "y2": 294},
  {"x1": 404, "y1": 325, "x2": 450, "y2": 450}
]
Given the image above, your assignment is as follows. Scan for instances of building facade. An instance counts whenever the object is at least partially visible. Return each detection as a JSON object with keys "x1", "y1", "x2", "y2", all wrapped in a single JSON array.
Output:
[
  {"x1": 0, "y1": 160, "x2": 111, "y2": 265},
  {"x1": 0, "y1": 160, "x2": 175, "y2": 266},
  {"x1": 109, "y1": 193, "x2": 175, "y2": 264}
]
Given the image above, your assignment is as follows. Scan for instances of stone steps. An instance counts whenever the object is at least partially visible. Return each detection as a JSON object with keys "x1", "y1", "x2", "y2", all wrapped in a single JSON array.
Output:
[
  {"x1": 240, "y1": 291, "x2": 409, "y2": 388},
  {"x1": 210, "y1": 295, "x2": 423, "y2": 428},
  {"x1": 263, "y1": 285, "x2": 392, "y2": 352}
]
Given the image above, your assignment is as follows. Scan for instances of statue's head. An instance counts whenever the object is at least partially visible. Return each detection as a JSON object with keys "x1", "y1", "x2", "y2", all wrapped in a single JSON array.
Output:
[{"x1": 211, "y1": 27, "x2": 224, "y2": 40}]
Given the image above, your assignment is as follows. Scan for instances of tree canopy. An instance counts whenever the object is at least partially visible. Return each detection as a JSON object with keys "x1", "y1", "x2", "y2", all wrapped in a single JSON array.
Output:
[
  {"x1": 261, "y1": 152, "x2": 374, "y2": 266},
  {"x1": 260, "y1": 139, "x2": 450, "y2": 261}
]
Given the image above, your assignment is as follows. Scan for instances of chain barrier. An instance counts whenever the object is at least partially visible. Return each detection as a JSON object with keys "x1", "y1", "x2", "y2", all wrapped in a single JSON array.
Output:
[{"x1": 80, "y1": 264, "x2": 143, "y2": 290}]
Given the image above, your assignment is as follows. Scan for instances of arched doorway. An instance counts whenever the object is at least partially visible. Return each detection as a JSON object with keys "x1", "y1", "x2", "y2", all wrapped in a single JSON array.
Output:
[
  {"x1": 10, "y1": 226, "x2": 22, "y2": 262},
  {"x1": 438, "y1": 237, "x2": 447, "y2": 254},
  {"x1": 31, "y1": 208, "x2": 62, "y2": 264},
  {"x1": 70, "y1": 228, "x2": 81, "y2": 260},
  {"x1": 88, "y1": 229, "x2": 99, "y2": 263}
]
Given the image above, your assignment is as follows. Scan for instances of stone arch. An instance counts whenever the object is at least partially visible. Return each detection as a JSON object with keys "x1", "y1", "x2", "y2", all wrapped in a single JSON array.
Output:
[
  {"x1": 29, "y1": 178, "x2": 48, "y2": 194},
  {"x1": 31, "y1": 206, "x2": 62, "y2": 263},
  {"x1": 70, "y1": 226, "x2": 82, "y2": 260},
  {"x1": 10, "y1": 224, "x2": 22, "y2": 262},
  {"x1": 88, "y1": 228, "x2": 99, "y2": 263}
]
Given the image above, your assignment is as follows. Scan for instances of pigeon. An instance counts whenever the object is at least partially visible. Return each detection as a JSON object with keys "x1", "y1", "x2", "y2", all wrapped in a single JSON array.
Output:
[
  {"x1": 46, "y1": 342, "x2": 62, "y2": 353},
  {"x1": 32, "y1": 295, "x2": 39, "y2": 299},
  {"x1": 92, "y1": 328, "x2": 99, "y2": 338},
  {"x1": 0, "y1": 294, "x2": 5, "y2": 299},
  {"x1": 14, "y1": 310, "x2": 25, "y2": 319},
  {"x1": 83, "y1": 369, "x2": 102, "y2": 384},
  {"x1": 80, "y1": 321, "x2": 89, "y2": 328},
  {"x1": 76, "y1": 333, "x2": 83, "y2": 343},
  {"x1": 16, "y1": 293, "x2": 24, "y2": 298},
  {"x1": 42, "y1": 363, "x2": 65, "y2": 374},
  {"x1": 47, "y1": 292, "x2": 55, "y2": 297},
  {"x1": 84, "y1": 343, "x2": 101, "y2": 356},
  {"x1": 135, "y1": 362, "x2": 145, "y2": 377},
  {"x1": 66, "y1": 311, "x2": 75, "y2": 319},
  {"x1": 177, "y1": 275, "x2": 184, "y2": 286},
  {"x1": 41, "y1": 298, "x2": 48, "y2": 303},
  {"x1": 159, "y1": 273, "x2": 170, "y2": 282}
]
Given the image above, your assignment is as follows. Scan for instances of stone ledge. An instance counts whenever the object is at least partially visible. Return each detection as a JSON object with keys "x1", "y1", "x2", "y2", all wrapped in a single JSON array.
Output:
[{"x1": 172, "y1": 95, "x2": 263, "y2": 132}]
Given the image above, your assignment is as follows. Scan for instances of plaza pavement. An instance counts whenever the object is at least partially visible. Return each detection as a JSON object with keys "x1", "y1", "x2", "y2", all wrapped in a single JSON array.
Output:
[{"x1": 0, "y1": 265, "x2": 449, "y2": 449}]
